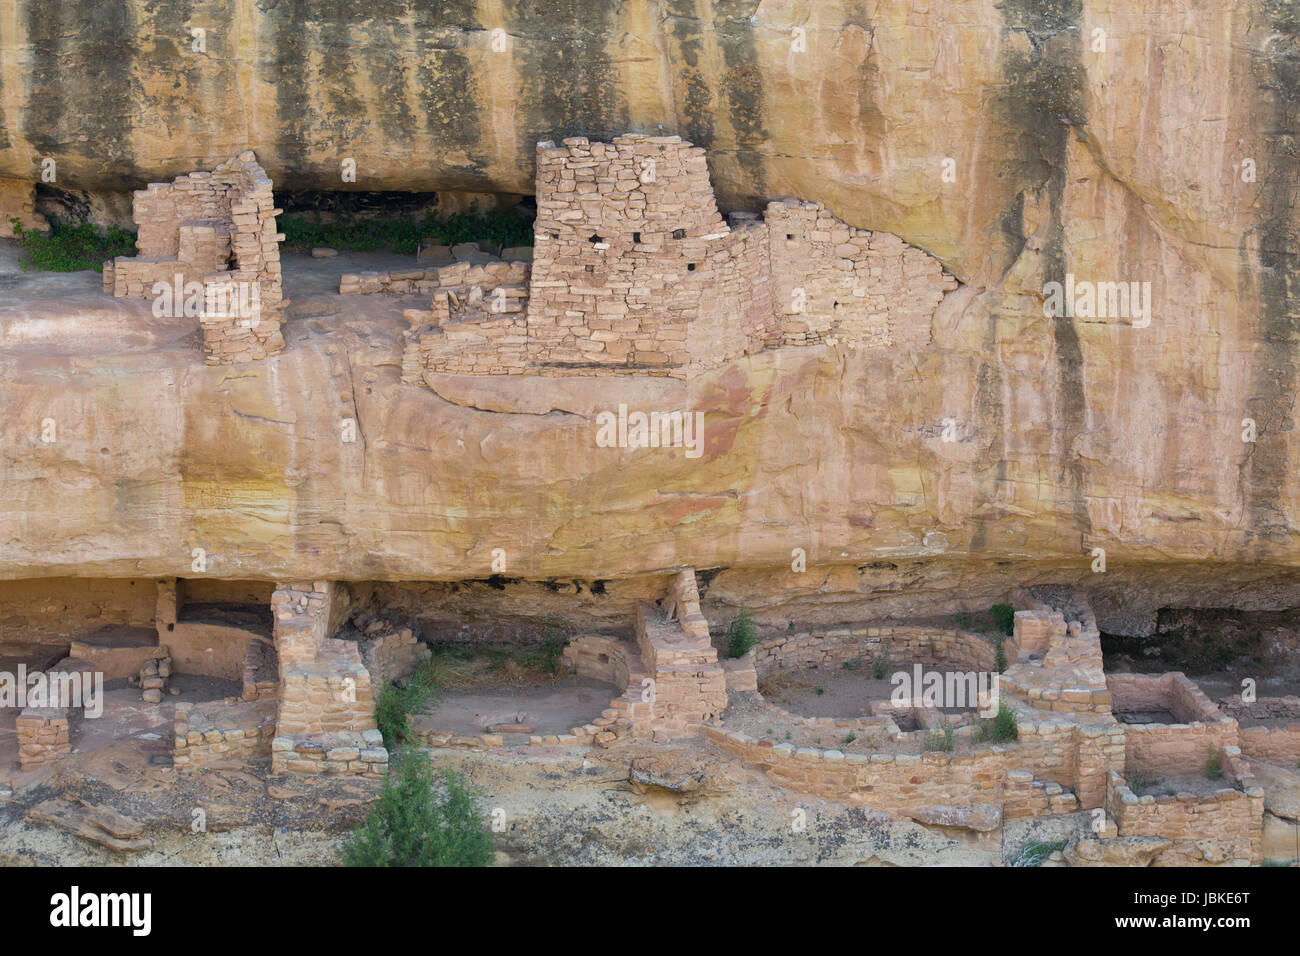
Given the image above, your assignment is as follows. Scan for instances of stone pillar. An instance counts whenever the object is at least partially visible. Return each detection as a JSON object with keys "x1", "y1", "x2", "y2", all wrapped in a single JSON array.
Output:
[{"x1": 154, "y1": 578, "x2": 179, "y2": 641}]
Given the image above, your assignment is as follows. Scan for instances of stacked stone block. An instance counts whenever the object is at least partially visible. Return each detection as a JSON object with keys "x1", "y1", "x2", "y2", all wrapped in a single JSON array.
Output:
[
  {"x1": 631, "y1": 569, "x2": 728, "y2": 734},
  {"x1": 354, "y1": 616, "x2": 432, "y2": 688},
  {"x1": 173, "y1": 699, "x2": 278, "y2": 770},
  {"x1": 401, "y1": 283, "x2": 531, "y2": 381},
  {"x1": 241, "y1": 635, "x2": 280, "y2": 701},
  {"x1": 270, "y1": 581, "x2": 381, "y2": 776},
  {"x1": 105, "y1": 151, "x2": 286, "y2": 365},
  {"x1": 16, "y1": 708, "x2": 74, "y2": 770},
  {"x1": 137, "y1": 647, "x2": 171, "y2": 703}
]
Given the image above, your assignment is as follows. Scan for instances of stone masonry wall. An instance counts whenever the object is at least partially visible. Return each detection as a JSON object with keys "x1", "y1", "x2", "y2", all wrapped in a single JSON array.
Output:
[
  {"x1": 766, "y1": 200, "x2": 956, "y2": 349},
  {"x1": 1104, "y1": 760, "x2": 1264, "y2": 866},
  {"x1": 270, "y1": 581, "x2": 383, "y2": 776},
  {"x1": 631, "y1": 569, "x2": 728, "y2": 734},
  {"x1": 754, "y1": 624, "x2": 1012, "y2": 676},
  {"x1": 105, "y1": 151, "x2": 286, "y2": 365},
  {"x1": 173, "y1": 699, "x2": 277, "y2": 770},
  {"x1": 1107, "y1": 673, "x2": 1238, "y2": 778},
  {"x1": 396, "y1": 135, "x2": 956, "y2": 385},
  {"x1": 15, "y1": 708, "x2": 75, "y2": 770}
]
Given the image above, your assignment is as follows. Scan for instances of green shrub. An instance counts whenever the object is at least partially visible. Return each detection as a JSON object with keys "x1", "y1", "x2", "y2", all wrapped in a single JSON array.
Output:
[
  {"x1": 870, "y1": 650, "x2": 892, "y2": 680},
  {"x1": 990, "y1": 603, "x2": 1016, "y2": 637},
  {"x1": 1012, "y1": 839, "x2": 1066, "y2": 867},
  {"x1": 340, "y1": 750, "x2": 493, "y2": 867},
  {"x1": 9, "y1": 218, "x2": 136, "y2": 272},
  {"x1": 994, "y1": 636, "x2": 1008, "y2": 674},
  {"x1": 1206, "y1": 748, "x2": 1223, "y2": 780},
  {"x1": 725, "y1": 608, "x2": 758, "y2": 659},
  {"x1": 374, "y1": 673, "x2": 438, "y2": 750},
  {"x1": 279, "y1": 204, "x2": 533, "y2": 255},
  {"x1": 925, "y1": 722, "x2": 955, "y2": 752},
  {"x1": 955, "y1": 611, "x2": 973, "y2": 630},
  {"x1": 977, "y1": 703, "x2": 1019, "y2": 743}
]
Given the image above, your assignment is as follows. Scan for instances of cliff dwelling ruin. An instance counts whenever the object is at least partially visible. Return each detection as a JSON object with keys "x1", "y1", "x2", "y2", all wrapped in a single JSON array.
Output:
[{"x1": 2, "y1": 121, "x2": 1299, "y2": 878}]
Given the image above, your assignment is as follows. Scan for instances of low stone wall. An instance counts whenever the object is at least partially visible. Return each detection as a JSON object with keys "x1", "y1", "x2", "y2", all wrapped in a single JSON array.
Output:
[
  {"x1": 169, "y1": 618, "x2": 260, "y2": 682},
  {"x1": 340, "y1": 258, "x2": 528, "y2": 295},
  {"x1": 357, "y1": 622, "x2": 432, "y2": 689},
  {"x1": 67, "y1": 639, "x2": 158, "y2": 680},
  {"x1": 1107, "y1": 673, "x2": 1238, "y2": 778},
  {"x1": 173, "y1": 699, "x2": 277, "y2": 770},
  {"x1": 271, "y1": 729, "x2": 388, "y2": 777},
  {"x1": 1238, "y1": 724, "x2": 1300, "y2": 762},
  {"x1": 1217, "y1": 698, "x2": 1300, "y2": 761},
  {"x1": 1104, "y1": 759, "x2": 1264, "y2": 866},
  {"x1": 241, "y1": 635, "x2": 279, "y2": 701},
  {"x1": 754, "y1": 624, "x2": 1010, "y2": 676},
  {"x1": 401, "y1": 285, "x2": 531, "y2": 379},
  {"x1": 700, "y1": 724, "x2": 1077, "y2": 820},
  {"x1": 15, "y1": 708, "x2": 75, "y2": 770}
]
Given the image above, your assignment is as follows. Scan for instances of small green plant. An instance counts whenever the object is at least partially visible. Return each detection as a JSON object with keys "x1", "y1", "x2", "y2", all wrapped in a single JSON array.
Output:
[
  {"x1": 1128, "y1": 773, "x2": 1162, "y2": 796},
  {"x1": 842, "y1": 656, "x2": 862, "y2": 671},
  {"x1": 1012, "y1": 839, "x2": 1066, "y2": 867},
  {"x1": 955, "y1": 611, "x2": 973, "y2": 630},
  {"x1": 925, "y1": 722, "x2": 956, "y2": 752},
  {"x1": 374, "y1": 673, "x2": 438, "y2": 749},
  {"x1": 815, "y1": 684, "x2": 825, "y2": 696},
  {"x1": 994, "y1": 636, "x2": 1008, "y2": 674},
  {"x1": 990, "y1": 603, "x2": 1015, "y2": 636},
  {"x1": 843, "y1": 733, "x2": 857, "y2": 745},
  {"x1": 784, "y1": 731, "x2": 792, "y2": 741},
  {"x1": 339, "y1": 750, "x2": 493, "y2": 867},
  {"x1": 540, "y1": 618, "x2": 565, "y2": 675},
  {"x1": 977, "y1": 703, "x2": 1019, "y2": 743},
  {"x1": 725, "y1": 608, "x2": 758, "y2": 659},
  {"x1": 9, "y1": 218, "x2": 136, "y2": 272},
  {"x1": 865, "y1": 733, "x2": 878, "y2": 748},
  {"x1": 1206, "y1": 747, "x2": 1223, "y2": 780},
  {"x1": 280, "y1": 203, "x2": 533, "y2": 255},
  {"x1": 871, "y1": 650, "x2": 892, "y2": 680}
]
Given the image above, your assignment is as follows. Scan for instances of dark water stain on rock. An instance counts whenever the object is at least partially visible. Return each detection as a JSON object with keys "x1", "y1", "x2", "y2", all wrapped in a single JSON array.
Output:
[
  {"x1": 23, "y1": 1, "x2": 136, "y2": 174},
  {"x1": 504, "y1": 0, "x2": 625, "y2": 157},
  {"x1": 663, "y1": 0, "x2": 715, "y2": 150},
  {"x1": 711, "y1": 0, "x2": 767, "y2": 208},
  {"x1": 986, "y1": 0, "x2": 1089, "y2": 550},
  {"x1": 1244, "y1": 1, "x2": 1300, "y2": 540},
  {"x1": 414, "y1": 2, "x2": 484, "y2": 184}
]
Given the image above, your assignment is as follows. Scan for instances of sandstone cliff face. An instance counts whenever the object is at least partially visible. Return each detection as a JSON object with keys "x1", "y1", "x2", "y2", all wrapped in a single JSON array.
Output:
[{"x1": 0, "y1": 2, "x2": 1298, "y2": 635}]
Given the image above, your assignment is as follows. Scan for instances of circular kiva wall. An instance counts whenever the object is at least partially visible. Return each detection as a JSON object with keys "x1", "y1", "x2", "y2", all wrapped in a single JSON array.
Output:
[
  {"x1": 753, "y1": 624, "x2": 1013, "y2": 677},
  {"x1": 561, "y1": 635, "x2": 632, "y2": 691}
]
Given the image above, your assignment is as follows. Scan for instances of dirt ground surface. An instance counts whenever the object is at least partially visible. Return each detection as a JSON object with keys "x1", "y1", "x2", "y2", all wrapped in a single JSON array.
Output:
[
  {"x1": 722, "y1": 692, "x2": 986, "y2": 756},
  {"x1": 758, "y1": 666, "x2": 983, "y2": 721},
  {"x1": 415, "y1": 676, "x2": 619, "y2": 735}
]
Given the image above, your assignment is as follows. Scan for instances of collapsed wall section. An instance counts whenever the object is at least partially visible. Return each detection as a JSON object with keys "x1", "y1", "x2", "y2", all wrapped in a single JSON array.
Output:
[{"x1": 766, "y1": 200, "x2": 957, "y2": 349}]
